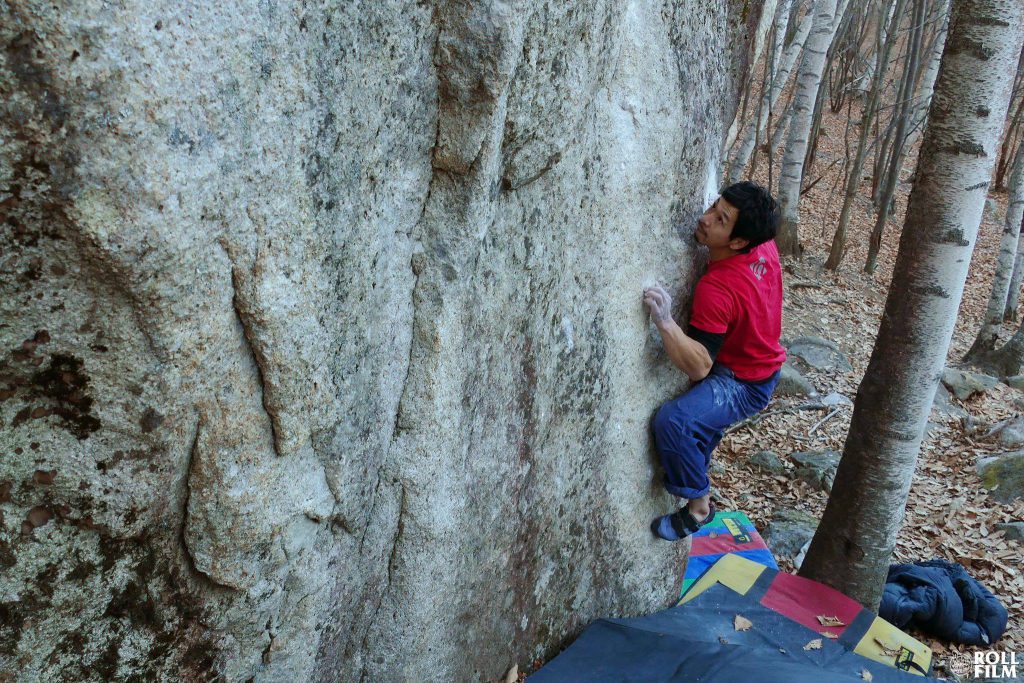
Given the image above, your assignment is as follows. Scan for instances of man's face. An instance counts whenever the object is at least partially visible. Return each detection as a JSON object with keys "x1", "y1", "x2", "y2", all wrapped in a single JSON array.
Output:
[{"x1": 695, "y1": 197, "x2": 747, "y2": 251}]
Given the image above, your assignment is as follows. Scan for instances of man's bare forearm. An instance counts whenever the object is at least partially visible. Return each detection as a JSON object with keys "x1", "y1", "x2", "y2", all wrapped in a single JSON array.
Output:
[{"x1": 656, "y1": 319, "x2": 712, "y2": 381}]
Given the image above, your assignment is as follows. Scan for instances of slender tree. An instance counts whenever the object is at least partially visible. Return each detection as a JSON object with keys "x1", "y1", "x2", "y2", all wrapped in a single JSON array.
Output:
[
  {"x1": 892, "y1": 0, "x2": 951, "y2": 169},
  {"x1": 728, "y1": 0, "x2": 809, "y2": 184},
  {"x1": 864, "y1": 0, "x2": 927, "y2": 274},
  {"x1": 970, "y1": 300, "x2": 1024, "y2": 376},
  {"x1": 1005, "y1": 231, "x2": 1024, "y2": 321},
  {"x1": 994, "y1": 46, "x2": 1024, "y2": 189},
  {"x1": 965, "y1": 141, "x2": 1024, "y2": 360},
  {"x1": 825, "y1": 0, "x2": 909, "y2": 270},
  {"x1": 777, "y1": 0, "x2": 843, "y2": 256},
  {"x1": 798, "y1": 0, "x2": 1024, "y2": 610}
]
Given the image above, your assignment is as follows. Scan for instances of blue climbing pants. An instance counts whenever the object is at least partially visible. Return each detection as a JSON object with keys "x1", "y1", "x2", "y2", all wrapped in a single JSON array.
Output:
[{"x1": 652, "y1": 364, "x2": 780, "y2": 500}]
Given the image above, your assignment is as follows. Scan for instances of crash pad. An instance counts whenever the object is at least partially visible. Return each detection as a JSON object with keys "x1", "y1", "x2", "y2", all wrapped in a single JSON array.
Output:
[
  {"x1": 529, "y1": 582, "x2": 926, "y2": 682},
  {"x1": 680, "y1": 509, "x2": 777, "y2": 598},
  {"x1": 679, "y1": 553, "x2": 932, "y2": 675}
]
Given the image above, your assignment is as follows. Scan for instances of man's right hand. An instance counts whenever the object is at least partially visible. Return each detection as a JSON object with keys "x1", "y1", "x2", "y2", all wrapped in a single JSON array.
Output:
[{"x1": 643, "y1": 284, "x2": 674, "y2": 327}]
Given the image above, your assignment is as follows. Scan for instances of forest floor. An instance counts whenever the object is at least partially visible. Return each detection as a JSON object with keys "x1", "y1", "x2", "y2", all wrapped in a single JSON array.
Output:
[{"x1": 715, "y1": 99, "x2": 1024, "y2": 677}]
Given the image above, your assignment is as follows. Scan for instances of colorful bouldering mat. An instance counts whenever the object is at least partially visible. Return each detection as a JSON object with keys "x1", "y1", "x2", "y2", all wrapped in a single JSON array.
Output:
[
  {"x1": 679, "y1": 554, "x2": 933, "y2": 675},
  {"x1": 680, "y1": 509, "x2": 777, "y2": 598},
  {"x1": 529, "y1": 582, "x2": 927, "y2": 682}
]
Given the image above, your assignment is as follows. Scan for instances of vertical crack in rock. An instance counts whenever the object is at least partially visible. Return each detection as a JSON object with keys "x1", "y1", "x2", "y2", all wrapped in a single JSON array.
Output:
[
  {"x1": 179, "y1": 416, "x2": 204, "y2": 579},
  {"x1": 224, "y1": 250, "x2": 286, "y2": 458},
  {"x1": 356, "y1": 481, "x2": 407, "y2": 683},
  {"x1": 179, "y1": 414, "x2": 235, "y2": 591}
]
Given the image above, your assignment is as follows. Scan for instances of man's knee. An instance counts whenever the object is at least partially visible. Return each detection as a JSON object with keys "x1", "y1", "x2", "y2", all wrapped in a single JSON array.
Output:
[{"x1": 652, "y1": 401, "x2": 693, "y2": 444}]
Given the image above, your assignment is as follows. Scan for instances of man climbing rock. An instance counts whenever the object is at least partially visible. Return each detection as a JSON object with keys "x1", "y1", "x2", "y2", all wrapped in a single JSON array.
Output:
[{"x1": 643, "y1": 181, "x2": 786, "y2": 541}]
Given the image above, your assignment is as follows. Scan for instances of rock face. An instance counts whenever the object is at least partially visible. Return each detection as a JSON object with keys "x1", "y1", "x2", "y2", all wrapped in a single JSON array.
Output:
[{"x1": 0, "y1": 2, "x2": 759, "y2": 681}]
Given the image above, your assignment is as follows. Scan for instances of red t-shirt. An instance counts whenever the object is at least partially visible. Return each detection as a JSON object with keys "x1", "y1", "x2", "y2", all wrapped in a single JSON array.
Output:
[{"x1": 689, "y1": 240, "x2": 786, "y2": 381}]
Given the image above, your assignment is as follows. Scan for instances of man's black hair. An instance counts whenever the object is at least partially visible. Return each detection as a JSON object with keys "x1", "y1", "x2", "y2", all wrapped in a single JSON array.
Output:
[{"x1": 720, "y1": 181, "x2": 780, "y2": 253}]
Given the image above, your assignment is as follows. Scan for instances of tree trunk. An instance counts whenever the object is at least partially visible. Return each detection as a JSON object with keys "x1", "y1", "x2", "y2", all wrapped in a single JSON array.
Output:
[
  {"x1": 728, "y1": 0, "x2": 808, "y2": 184},
  {"x1": 1006, "y1": 226, "x2": 1024, "y2": 321},
  {"x1": 858, "y1": 0, "x2": 896, "y2": 101},
  {"x1": 899, "y1": 0, "x2": 951, "y2": 156},
  {"x1": 993, "y1": 46, "x2": 1024, "y2": 189},
  {"x1": 976, "y1": 318, "x2": 1024, "y2": 376},
  {"x1": 777, "y1": 0, "x2": 843, "y2": 257},
  {"x1": 965, "y1": 140, "x2": 1024, "y2": 359},
  {"x1": 864, "y1": 0, "x2": 927, "y2": 274},
  {"x1": 798, "y1": 0, "x2": 1024, "y2": 610},
  {"x1": 824, "y1": 0, "x2": 909, "y2": 270},
  {"x1": 726, "y1": 0, "x2": 782, "y2": 152},
  {"x1": 870, "y1": 22, "x2": 914, "y2": 207}
]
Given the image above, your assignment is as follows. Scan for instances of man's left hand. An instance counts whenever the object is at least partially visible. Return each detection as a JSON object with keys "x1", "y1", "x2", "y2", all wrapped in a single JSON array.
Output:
[{"x1": 643, "y1": 284, "x2": 674, "y2": 327}]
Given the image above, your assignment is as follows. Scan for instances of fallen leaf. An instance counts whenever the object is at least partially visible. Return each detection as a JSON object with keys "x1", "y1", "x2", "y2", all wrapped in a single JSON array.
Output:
[
  {"x1": 872, "y1": 638, "x2": 901, "y2": 658},
  {"x1": 823, "y1": 631, "x2": 839, "y2": 639},
  {"x1": 816, "y1": 615, "x2": 846, "y2": 627},
  {"x1": 803, "y1": 639, "x2": 823, "y2": 651},
  {"x1": 504, "y1": 664, "x2": 518, "y2": 683},
  {"x1": 734, "y1": 615, "x2": 753, "y2": 631},
  {"x1": 862, "y1": 670, "x2": 873, "y2": 681}
]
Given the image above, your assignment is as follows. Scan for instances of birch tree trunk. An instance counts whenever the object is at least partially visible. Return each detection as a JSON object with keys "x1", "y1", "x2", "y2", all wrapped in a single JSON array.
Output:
[
  {"x1": 1006, "y1": 231, "x2": 1024, "y2": 321},
  {"x1": 727, "y1": 0, "x2": 802, "y2": 184},
  {"x1": 859, "y1": 0, "x2": 899, "y2": 100},
  {"x1": 994, "y1": 47, "x2": 1024, "y2": 189},
  {"x1": 978, "y1": 313, "x2": 1024, "y2": 376},
  {"x1": 965, "y1": 141, "x2": 1024, "y2": 360},
  {"x1": 900, "y1": 0, "x2": 951, "y2": 157},
  {"x1": 777, "y1": 0, "x2": 842, "y2": 257},
  {"x1": 726, "y1": 0, "x2": 781, "y2": 151},
  {"x1": 864, "y1": 0, "x2": 927, "y2": 274},
  {"x1": 798, "y1": 0, "x2": 1024, "y2": 610},
  {"x1": 824, "y1": 0, "x2": 909, "y2": 270}
]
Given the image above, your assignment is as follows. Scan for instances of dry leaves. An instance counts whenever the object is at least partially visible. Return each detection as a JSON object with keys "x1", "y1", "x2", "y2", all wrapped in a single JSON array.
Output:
[
  {"x1": 803, "y1": 639, "x2": 823, "y2": 651},
  {"x1": 873, "y1": 638, "x2": 902, "y2": 659},
  {"x1": 816, "y1": 615, "x2": 846, "y2": 627},
  {"x1": 861, "y1": 670, "x2": 874, "y2": 681},
  {"x1": 734, "y1": 615, "x2": 753, "y2": 631}
]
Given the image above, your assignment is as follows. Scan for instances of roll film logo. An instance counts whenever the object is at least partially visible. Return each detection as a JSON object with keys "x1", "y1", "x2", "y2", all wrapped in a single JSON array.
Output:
[{"x1": 947, "y1": 651, "x2": 1018, "y2": 679}]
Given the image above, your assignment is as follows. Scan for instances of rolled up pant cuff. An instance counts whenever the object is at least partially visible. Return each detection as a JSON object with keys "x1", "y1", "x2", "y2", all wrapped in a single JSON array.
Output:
[{"x1": 663, "y1": 481, "x2": 710, "y2": 500}]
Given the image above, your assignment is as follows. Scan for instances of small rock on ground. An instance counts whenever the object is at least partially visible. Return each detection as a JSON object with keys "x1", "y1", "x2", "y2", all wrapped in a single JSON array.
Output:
[
  {"x1": 749, "y1": 450, "x2": 786, "y2": 476},
  {"x1": 977, "y1": 451, "x2": 1024, "y2": 503},
  {"x1": 942, "y1": 367, "x2": 998, "y2": 401},
  {"x1": 763, "y1": 508, "x2": 818, "y2": 560},
  {"x1": 1003, "y1": 375, "x2": 1024, "y2": 391},
  {"x1": 786, "y1": 336, "x2": 852, "y2": 373},
  {"x1": 995, "y1": 521, "x2": 1024, "y2": 543},
  {"x1": 790, "y1": 450, "x2": 841, "y2": 493},
  {"x1": 775, "y1": 362, "x2": 817, "y2": 398},
  {"x1": 984, "y1": 416, "x2": 1024, "y2": 449}
]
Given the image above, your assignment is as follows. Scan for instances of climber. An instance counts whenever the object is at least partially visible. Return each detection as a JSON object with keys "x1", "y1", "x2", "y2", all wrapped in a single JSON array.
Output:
[{"x1": 643, "y1": 181, "x2": 786, "y2": 541}]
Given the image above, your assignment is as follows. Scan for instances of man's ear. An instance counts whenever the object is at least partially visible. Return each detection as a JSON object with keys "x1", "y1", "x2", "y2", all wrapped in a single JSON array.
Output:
[{"x1": 729, "y1": 237, "x2": 750, "y2": 252}]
